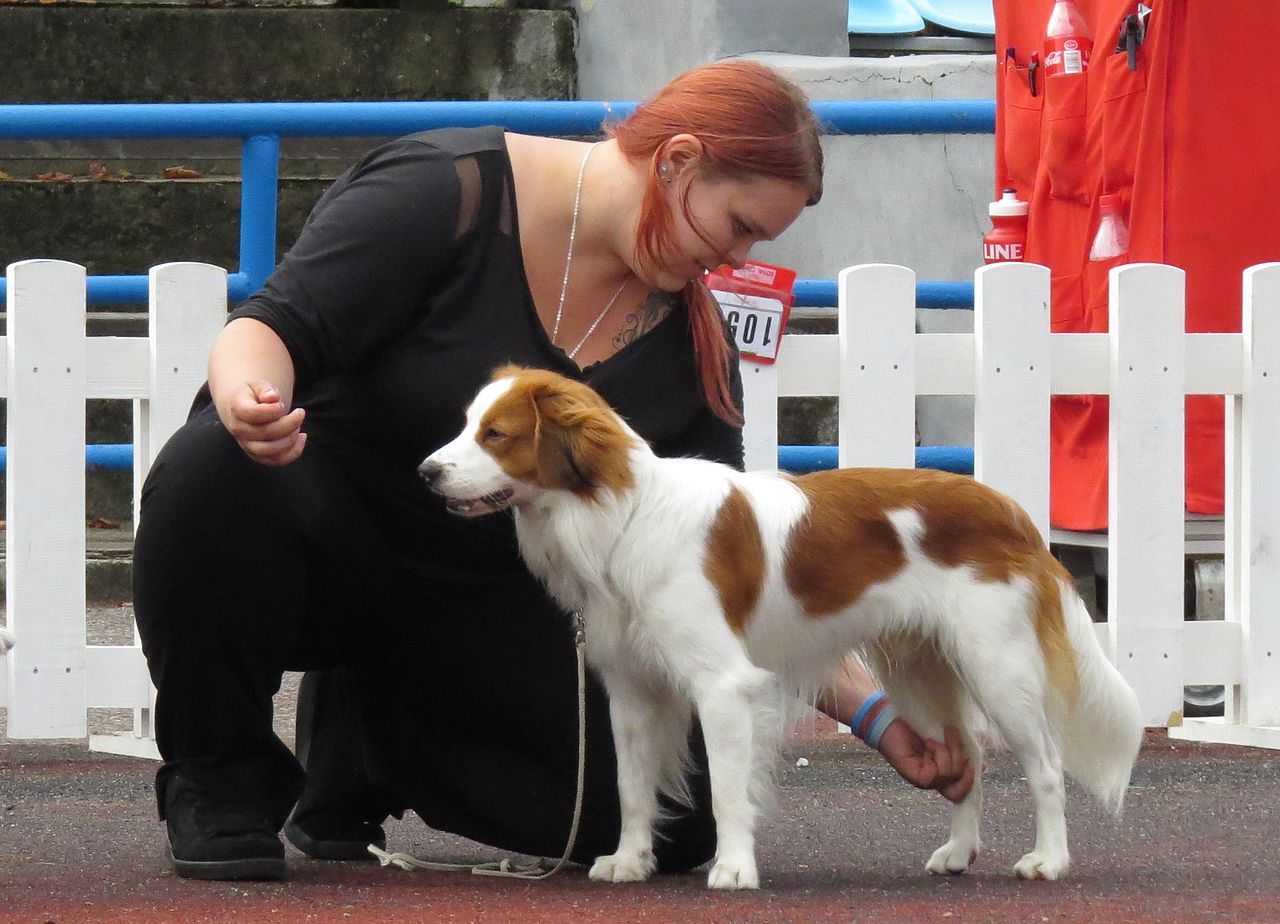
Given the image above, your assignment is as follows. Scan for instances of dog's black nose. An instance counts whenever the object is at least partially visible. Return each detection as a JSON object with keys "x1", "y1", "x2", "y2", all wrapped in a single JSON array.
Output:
[{"x1": 417, "y1": 458, "x2": 445, "y2": 487}]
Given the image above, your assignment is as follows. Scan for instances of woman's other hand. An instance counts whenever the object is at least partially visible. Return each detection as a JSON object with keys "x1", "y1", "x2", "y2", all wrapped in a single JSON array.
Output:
[
  {"x1": 222, "y1": 380, "x2": 307, "y2": 466},
  {"x1": 208, "y1": 318, "x2": 304, "y2": 466},
  {"x1": 876, "y1": 722, "x2": 975, "y2": 804}
]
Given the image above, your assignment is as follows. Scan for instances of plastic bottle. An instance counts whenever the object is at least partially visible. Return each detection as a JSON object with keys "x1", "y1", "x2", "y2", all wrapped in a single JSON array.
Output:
[
  {"x1": 1044, "y1": 0, "x2": 1093, "y2": 77},
  {"x1": 1089, "y1": 194, "x2": 1130, "y2": 261},
  {"x1": 983, "y1": 188, "x2": 1029, "y2": 264}
]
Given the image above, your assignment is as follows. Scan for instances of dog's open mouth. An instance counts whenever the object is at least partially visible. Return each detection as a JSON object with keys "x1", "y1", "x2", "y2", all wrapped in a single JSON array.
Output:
[{"x1": 443, "y1": 487, "x2": 516, "y2": 516}]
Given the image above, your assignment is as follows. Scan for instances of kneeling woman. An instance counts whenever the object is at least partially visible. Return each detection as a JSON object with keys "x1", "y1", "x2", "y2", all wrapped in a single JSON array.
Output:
[{"x1": 134, "y1": 59, "x2": 972, "y2": 881}]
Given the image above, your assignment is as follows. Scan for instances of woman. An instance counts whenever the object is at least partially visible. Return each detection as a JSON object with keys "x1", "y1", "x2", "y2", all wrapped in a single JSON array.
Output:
[{"x1": 133, "y1": 59, "x2": 970, "y2": 882}]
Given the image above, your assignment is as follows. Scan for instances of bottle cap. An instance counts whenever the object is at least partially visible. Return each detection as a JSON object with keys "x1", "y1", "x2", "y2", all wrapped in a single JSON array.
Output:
[
  {"x1": 989, "y1": 188, "x2": 1029, "y2": 218},
  {"x1": 1099, "y1": 193, "x2": 1121, "y2": 211}
]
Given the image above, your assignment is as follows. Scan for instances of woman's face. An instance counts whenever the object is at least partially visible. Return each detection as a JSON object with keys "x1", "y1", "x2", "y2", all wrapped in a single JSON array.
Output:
[{"x1": 641, "y1": 170, "x2": 811, "y2": 292}]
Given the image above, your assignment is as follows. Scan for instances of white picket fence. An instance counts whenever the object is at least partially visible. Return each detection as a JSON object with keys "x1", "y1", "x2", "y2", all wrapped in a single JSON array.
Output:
[
  {"x1": 1, "y1": 260, "x2": 225, "y2": 756},
  {"x1": 741, "y1": 261, "x2": 1280, "y2": 748},
  {"x1": 1, "y1": 259, "x2": 1278, "y2": 752}
]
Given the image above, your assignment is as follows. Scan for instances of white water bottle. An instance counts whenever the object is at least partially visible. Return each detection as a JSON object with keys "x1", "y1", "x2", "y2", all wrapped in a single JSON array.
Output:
[{"x1": 1089, "y1": 194, "x2": 1129, "y2": 261}]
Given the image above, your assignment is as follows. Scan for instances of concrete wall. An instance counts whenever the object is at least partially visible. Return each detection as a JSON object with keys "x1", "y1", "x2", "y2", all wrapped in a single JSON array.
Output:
[
  {"x1": 574, "y1": 0, "x2": 848, "y2": 100},
  {"x1": 0, "y1": 6, "x2": 573, "y2": 105}
]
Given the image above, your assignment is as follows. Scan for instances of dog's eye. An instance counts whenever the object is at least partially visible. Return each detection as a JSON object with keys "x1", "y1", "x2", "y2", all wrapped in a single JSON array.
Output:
[{"x1": 483, "y1": 427, "x2": 505, "y2": 443}]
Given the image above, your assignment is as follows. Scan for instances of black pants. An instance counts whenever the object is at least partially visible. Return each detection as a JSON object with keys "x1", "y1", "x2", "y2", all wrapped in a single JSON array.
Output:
[{"x1": 132, "y1": 410, "x2": 716, "y2": 870}]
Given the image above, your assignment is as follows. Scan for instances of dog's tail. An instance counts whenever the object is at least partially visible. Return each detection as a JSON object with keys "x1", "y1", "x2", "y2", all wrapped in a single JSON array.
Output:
[{"x1": 1052, "y1": 581, "x2": 1144, "y2": 814}]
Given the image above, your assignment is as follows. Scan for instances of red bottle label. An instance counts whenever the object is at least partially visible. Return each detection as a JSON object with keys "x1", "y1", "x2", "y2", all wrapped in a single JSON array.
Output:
[{"x1": 1043, "y1": 35, "x2": 1093, "y2": 76}]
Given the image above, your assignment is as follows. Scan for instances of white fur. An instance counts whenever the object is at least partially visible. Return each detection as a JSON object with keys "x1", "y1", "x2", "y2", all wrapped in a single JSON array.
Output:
[
  {"x1": 0, "y1": 625, "x2": 14, "y2": 654},
  {"x1": 424, "y1": 375, "x2": 1144, "y2": 889}
]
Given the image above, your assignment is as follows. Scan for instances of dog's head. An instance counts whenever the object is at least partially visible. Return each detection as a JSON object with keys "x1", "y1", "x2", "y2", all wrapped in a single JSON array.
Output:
[{"x1": 419, "y1": 366, "x2": 640, "y2": 517}]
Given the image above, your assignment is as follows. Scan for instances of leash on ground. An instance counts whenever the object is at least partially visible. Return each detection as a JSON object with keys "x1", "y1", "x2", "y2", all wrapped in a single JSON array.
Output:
[{"x1": 367, "y1": 611, "x2": 588, "y2": 881}]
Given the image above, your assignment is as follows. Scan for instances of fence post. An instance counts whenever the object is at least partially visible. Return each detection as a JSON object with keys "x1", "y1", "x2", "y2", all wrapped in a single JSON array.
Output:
[
  {"x1": 137, "y1": 262, "x2": 229, "y2": 515},
  {"x1": 973, "y1": 262, "x2": 1051, "y2": 539},
  {"x1": 1107, "y1": 263, "x2": 1186, "y2": 725},
  {"x1": 4, "y1": 260, "x2": 88, "y2": 738},
  {"x1": 740, "y1": 360, "x2": 779, "y2": 473},
  {"x1": 111, "y1": 262, "x2": 228, "y2": 749},
  {"x1": 1231, "y1": 263, "x2": 1280, "y2": 727},
  {"x1": 838, "y1": 264, "x2": 916, "y2": 469}
]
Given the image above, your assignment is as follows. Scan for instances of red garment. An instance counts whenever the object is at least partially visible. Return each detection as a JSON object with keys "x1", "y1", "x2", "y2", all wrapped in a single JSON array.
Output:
[{"x1": 994, "y1": 0, "x2": 1280, "y2": 529}]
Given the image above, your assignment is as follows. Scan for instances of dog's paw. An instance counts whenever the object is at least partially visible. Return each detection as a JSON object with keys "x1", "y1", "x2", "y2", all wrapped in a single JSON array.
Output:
[
  {"x1": 926, "y1": 838, "x2": 979, "y2": 875},
  {"x1": 0, "y1": 626, "x2": 14, "y2": 654},
  {"x1": 589, "y1": 851, "x2": 655, "y2": 884},
  {"x1": 706, "y1": 854, "x2": 759, "y2": 890},
  {"x1": 1013, "y1": 849, "x2": 1070, "y2": 881}
]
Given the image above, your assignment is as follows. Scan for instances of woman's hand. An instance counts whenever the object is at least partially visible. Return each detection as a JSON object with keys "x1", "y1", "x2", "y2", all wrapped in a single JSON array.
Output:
[
  {"x1": 876, "y1": 722, "x2": 975, "y2": 804},
  {"x1": 208, "y1": 318, "x2": 304, "y2": 466},
  {"x1": 815, "y1": 657, "x2": 975, "y2": 804},
  {"x1": 221, "y1": 380, "x2": 307, "y2": 466}
]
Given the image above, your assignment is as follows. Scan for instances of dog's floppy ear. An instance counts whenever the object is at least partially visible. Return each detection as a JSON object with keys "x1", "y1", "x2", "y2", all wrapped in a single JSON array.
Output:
[{"x1": 530, "y1": 381, "x2": 635, "y2": 498}]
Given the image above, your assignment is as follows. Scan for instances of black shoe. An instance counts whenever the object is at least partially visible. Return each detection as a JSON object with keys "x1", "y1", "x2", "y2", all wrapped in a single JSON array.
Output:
[
  {"x1": 164, "y1": 774, "x2": 287, "y2": 881},
  {"x1": 283, "y1": 809, "x2": 387, "y2": 861}
]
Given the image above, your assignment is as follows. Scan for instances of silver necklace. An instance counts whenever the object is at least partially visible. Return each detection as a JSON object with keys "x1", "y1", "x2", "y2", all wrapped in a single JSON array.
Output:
[{"x1": 551, "y1": 143, "x2": 629, "y2": 361}]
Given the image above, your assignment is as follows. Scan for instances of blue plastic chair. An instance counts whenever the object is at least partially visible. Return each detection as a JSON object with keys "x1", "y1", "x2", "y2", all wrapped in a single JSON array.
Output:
[
  {"x1": 847, "y1": 0, "x2": 926, "y2": 35},
  {"x1": 906, "y1": 0, "x2": 995, "y2": 36}
]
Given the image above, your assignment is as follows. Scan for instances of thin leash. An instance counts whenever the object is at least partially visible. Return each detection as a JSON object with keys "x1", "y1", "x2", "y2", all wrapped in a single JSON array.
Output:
[{"x1": 367, "y1": 611, "x2": 589, "y2": 880}]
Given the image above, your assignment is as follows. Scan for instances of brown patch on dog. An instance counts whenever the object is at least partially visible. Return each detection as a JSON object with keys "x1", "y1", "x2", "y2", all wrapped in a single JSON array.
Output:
[
  {"x1": 704, "y1": 485, "x2": 766, "y2": 635},
  {"x1": 783, "y1": 470, "x2": 909, "y2": 616},
  {"x1": 480, "y1": 367, "x2": 638, "y2": 499},
  {"x1": 784, "y1": 468, "x2": 1078, "y2": 702},
  {"x1": 914, "y1": 475, "x2": 1079, "y2": 703}
]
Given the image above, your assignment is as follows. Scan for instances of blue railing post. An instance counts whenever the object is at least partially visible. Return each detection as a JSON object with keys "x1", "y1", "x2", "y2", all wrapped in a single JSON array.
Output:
[{"x1": 233, "y1": 133, "x2": 281, "y2": 302}]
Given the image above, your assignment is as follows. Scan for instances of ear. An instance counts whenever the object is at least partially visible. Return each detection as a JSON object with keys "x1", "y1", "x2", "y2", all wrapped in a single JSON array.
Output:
[
  {"x1": 656, "y1": 133, "x2": 707, "y2": 183},
  {"x1": 532, "y1": 390, "x2": 600, "y2": 493},
  {"x1": 531, "y1": 387, "x2": 635, "y2": 498}
]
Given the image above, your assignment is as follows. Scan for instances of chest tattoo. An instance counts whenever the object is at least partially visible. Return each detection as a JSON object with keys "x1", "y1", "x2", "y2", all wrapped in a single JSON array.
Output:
[{"x1": 611, "y1": 292, "x2": 678, "y2": 352}]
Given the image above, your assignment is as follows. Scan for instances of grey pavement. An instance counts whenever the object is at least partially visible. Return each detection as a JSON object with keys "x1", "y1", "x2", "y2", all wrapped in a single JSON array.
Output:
[{"x1": 2, "y1": 606, "x2": 1279, "y2": 923}]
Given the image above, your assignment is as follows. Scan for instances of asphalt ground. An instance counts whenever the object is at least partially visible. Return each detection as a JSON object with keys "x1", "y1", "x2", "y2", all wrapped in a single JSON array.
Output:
[{"x1": 2, "y1": 606, "x2": 1279, "y2": 923}]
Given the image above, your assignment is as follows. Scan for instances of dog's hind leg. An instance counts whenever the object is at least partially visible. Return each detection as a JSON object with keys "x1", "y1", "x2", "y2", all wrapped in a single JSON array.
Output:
[
  {"x1": 869, "y1": 640, "x2": 985, "y2": 875},
  {"x1": 590, "y1": 670, "x2": 674, "y2": 884},
  {"x1": 948, "y1": 595, "x2": 1071, "y2": 880}
]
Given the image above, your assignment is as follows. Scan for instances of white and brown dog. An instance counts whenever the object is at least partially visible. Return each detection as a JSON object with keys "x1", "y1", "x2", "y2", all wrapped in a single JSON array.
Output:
[{"x1": 419, "y1": 366, "x2": 1143, "y2": 890}]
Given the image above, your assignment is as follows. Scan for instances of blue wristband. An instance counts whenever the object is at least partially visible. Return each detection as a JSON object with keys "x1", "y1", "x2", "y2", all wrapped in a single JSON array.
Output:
[
  {"x1": 849, "y1": 690, "x2": 885, "y2": 738},
  {"x1": 864, "y1": 703, "x2": 899, "y2": 750}
]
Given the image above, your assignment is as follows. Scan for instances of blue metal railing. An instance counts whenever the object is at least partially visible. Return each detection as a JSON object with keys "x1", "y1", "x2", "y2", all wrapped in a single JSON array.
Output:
[
  {"x1": 0, "y1": 98, "x2": 993, "y2": 305},
  {"x1": 0, "y1": 443, "x2": 975, "y2": 475},
  {"x1": 0, "y1": 98, "x2": 993, "y2": 475}
]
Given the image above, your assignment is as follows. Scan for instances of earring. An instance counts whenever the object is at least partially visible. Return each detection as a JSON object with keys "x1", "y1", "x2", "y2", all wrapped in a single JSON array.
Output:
[{"x1": 659, "y1": 162, "x2": 673, "y2": 184}]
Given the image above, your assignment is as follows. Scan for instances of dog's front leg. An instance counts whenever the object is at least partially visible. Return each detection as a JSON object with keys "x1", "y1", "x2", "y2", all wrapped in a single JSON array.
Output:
[
  {"x1": 590, "y1": 671, "x2": 665, "y2": 884},
  {"x1": 694, "y1": 664, "x2": 773, "y2": 890}
]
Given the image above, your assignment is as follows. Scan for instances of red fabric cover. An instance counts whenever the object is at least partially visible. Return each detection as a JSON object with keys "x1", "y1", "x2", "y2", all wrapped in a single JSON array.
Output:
[{"x1": 993, "y1": 0, "x2": 1280, "y2": 529}]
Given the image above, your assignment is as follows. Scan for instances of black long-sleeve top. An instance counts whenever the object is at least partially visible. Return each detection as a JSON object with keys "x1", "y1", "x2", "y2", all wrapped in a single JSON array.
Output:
[{"x1": 226, "y1": 126, "x2": 743, "y2": 579}]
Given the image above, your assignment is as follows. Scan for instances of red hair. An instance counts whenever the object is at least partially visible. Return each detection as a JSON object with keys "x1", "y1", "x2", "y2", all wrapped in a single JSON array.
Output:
[{"x1": 607, "y1": 60, "x2": 824, "y2": 426}]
